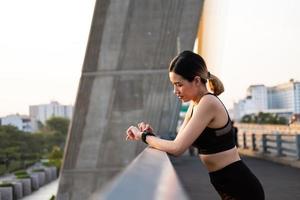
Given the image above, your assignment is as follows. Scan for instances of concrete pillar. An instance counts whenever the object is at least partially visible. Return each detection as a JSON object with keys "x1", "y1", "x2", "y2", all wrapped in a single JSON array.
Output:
[
  {"x1": 57, "y1": 0, "x2": 204, "y2": 199},
  {"x1": 12, "y1": 182, "x2": 23, "y2": 199},
  {"x1": 30, "y1": 174, "x2": 40, "y2": 190},
  {"x1": 18, "y1": 179, "x2": 31, "y2": 196},
  {"x1": 50, "y1": 167, "x2": 58, "y2": 180},
  {"x1": 0, "y1": 187, "x2": 13, "y2": 200},
  {"x1": 44, "y1": 168, "x2": 52, "y2": 183},
  {"x1": 33, "y1": 172, "x2": 46, "y2": 187}
]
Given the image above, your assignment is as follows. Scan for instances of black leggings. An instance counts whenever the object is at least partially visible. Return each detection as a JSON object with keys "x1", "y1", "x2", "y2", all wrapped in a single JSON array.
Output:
[{"x1": 209, "y1": 160, "x2": 265, "y2": 200}]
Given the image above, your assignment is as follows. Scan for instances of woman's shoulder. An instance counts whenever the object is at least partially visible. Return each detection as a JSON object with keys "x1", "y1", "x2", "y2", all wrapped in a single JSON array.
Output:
[
  {"x1": 196, "y1": 94, "x2": 226, "y2": 114},
  {"x1": 194, "y1": 94, "x2": 219, "y2": 114},
  {"x1": 200, "y1": 93, "x2": 221, "y2": 106}
]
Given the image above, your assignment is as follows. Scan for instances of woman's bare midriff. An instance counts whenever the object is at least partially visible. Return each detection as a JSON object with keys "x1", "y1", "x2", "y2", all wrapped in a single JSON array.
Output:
[{"x1": 199, "y1": 147, "x2": 241, "y2": 172}]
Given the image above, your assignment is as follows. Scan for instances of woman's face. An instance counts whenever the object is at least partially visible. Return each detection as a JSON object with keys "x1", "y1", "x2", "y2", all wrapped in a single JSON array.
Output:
[{"x1": 169, "y1": 72, "x2": 198, "y2": 102}]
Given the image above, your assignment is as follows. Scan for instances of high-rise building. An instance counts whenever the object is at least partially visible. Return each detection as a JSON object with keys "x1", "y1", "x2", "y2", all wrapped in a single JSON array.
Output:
[
  {"x1": 29, "y1": 101, "x2": 73, "y2": 124},
  {"x1": 247, "y1": 85, "x2": 268, "y2": 112},
  {"x1": 234, "y1": 80, "x2": 300, "y2": 121},
  {"x1": 268, "y1": 80, "x2": 295, "y2": 113},
  {"x1": 234, "y1": 85, "x2": 268, "y2": 120}
]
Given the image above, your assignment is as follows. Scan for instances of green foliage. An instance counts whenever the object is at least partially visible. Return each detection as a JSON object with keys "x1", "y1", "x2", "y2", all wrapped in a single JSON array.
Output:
[
  {"x1": 0, "y1": 160, "x2": 24, "y2": 175},
  {"x1": 44, "y1": 146, "x2": 63, "y2": 170},
  {"x1": 43, "y1": 159, "x2": 61, "y2": 172},
  {"x1": 14, "y1": 170, "x2": 28, "y2": 176},
  {"x1": 0, "y1": 182, "x2": 14, "y2": 187},
  {"x1": 241, "y1": 112, "x2": 288, "y2": 125},
  {"x1": 32, "y1": 168, "x2": 45, "y2": 172},
  {"x1": 0, "y1": 117, "x2": 69, "y2": 175},
  {"x1": 16, "y1": 174, "x2": 30, "y2": 179},
  {"x1": 45, "y1": 117, "x2": 70, "y2": 135},
  {"x1": 49, "y1": 146, "x2": 63, "y2": 160},
  {"x1": 49, "y1": 195, "x2": 56, "y2": 200}
]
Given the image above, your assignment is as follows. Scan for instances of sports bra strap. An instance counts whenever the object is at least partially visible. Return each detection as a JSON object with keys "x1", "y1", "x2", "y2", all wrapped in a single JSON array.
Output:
[{"x1": 202, "y1": 93, "x2": 231, "y2": 121}]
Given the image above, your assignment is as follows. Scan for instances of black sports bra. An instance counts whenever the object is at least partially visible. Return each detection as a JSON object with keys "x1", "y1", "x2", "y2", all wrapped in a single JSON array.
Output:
[{"x1": 191, "y1": 93, "x2": 236, "y2": 154}]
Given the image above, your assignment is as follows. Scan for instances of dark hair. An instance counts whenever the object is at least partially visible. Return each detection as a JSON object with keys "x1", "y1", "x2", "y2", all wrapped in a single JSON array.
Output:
[{"x1": 169, "y1": 50, "x2": 224, "y2": 96}]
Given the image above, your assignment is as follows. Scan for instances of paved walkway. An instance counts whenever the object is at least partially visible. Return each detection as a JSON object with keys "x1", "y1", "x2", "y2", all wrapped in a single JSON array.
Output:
[
  {"x1": 22, "y1": 179, "x2": 58, "y2": 200},
  {"x1": 171, "y1": 155, "x2": 300, "y2": 200}
]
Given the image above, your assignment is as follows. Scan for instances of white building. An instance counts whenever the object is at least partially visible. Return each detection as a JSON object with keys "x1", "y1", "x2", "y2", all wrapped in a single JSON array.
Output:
[
  {"x1": 247, "y1": 85, "x2": 268, "y2": 112},
  {"x1": 29, "y1": 101, "x2": 73, "y2": 124},
  {"x1": 1, "y1": 114, "x2": 38, "y2": 132},
  {"x1": 234, "y1": 80, "x2": 300, "y2": 121},
  {"x1": 234, "y1": 85, "x2": 268, "y2": 120}
]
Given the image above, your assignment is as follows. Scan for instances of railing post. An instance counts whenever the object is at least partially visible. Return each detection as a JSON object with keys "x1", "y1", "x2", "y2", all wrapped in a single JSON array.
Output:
[
  {"x1": 252, "y1": 133, "x2": 256, "y2": 150},
  {"x1": 276, "y1": 134, "x2": 282, "y2": 156},
  {"x1": 296, "y1": 134, "x2": 300, "y2": 160},
  {"x1": 262, "y1": 134, "x2": 267, "y2": 153},
  {"x1": 243, "y1": 132, "x2": 247, "y2": 149}
]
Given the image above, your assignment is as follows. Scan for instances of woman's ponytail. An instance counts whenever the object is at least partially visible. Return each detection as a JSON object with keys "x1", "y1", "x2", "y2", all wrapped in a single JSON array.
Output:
[{"x1": 207, "y1": 73, "x2": 224, "y2": 96}]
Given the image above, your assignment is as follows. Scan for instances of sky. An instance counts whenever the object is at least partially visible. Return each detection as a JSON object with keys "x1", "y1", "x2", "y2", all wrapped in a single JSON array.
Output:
[
  {"x1": 0, "y1": 0, "x2": 96, "y2": 116},
  {"x1": 1, "y1": 0, "x2": 300, "y2": 116},
  {"x1": 200, "y1": 0, "x2": 300, "y2": 109}
]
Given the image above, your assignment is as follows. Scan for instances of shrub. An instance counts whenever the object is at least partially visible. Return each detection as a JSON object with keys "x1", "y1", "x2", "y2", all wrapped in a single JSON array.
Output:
[
  {"x1": 16, "y1": 174, "x2": 31, "y2": 179},
  {"x1": 14, "y1": 170, "x2": 28, "y2": 176}
]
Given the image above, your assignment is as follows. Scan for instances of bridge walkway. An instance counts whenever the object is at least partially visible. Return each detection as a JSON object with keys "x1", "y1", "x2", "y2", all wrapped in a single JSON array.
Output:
[{"x1": 171, "y1": 155, "x2": 300, "y2": 200}]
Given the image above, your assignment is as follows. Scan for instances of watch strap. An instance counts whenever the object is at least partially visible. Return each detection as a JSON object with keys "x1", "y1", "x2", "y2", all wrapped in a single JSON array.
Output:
[{"x1": 141, "y1": 131, "x2": 155, "y2": 144}]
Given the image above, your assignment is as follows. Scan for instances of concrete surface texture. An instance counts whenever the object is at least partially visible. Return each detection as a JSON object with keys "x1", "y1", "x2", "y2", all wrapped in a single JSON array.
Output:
[
  {"x1": 171, "y1": 155, "x2": 300, "y2": 200},
  {"x1": 57, "y1": 0, "x2": 204, "y2": 199}
]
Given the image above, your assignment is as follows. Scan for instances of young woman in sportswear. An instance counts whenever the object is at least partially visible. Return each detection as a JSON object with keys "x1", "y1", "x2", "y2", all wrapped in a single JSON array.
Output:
[{"x1": 126, "y1": 50, "x2": 265, "y2": 200}]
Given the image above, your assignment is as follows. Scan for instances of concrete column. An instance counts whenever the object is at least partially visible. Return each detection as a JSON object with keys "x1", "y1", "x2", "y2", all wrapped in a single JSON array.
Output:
[
  {"x1": 0, "y1": 187, "x2": 13, "y2": 200},
  {"x1": 12, "y1": 182, "x2": 23, "y2": 199},
  {"x1": 57, "y1": 0, "x2": 204, "y2": 199},
  {"x1": 30, "y1": 174, "x2": 40, "y2": 190},
  {"x1": 44, "y1": 168, "x2": 52, "y2": 183},
  {"x1": 18, "y1": 179, "x2": 31, "y2": 196},
  {"x1": 33, "y1": 172, "x2": 46, "y2": 186},
  {"x1": 50, "y1": 167, "x2": 58, "y2": 179}
]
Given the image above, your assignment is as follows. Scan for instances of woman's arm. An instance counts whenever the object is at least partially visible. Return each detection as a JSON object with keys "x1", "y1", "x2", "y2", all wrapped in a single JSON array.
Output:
[
  {"x1": 127, "y1": 96, "x2": 216, "y2": 156},
  {"x1": 177, "y1": 103, "x2": 193, "y2": 133},
  {"x1": 137, "y1": 103, "x2": 193, "y2": 135}
]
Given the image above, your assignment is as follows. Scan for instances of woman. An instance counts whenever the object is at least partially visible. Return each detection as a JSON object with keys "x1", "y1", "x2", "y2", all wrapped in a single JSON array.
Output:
[{"x1": 126, "y1": 51, "x2": 265, "y2": 200}]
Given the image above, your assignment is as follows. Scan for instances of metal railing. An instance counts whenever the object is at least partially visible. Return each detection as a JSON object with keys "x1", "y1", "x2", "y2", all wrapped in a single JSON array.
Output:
[
  {"x1": 89, "y1": 147, "x2": 188, "y2": 200},
  {"x1": 239, "y1": 132, "x2": 300, "y2": 160}
]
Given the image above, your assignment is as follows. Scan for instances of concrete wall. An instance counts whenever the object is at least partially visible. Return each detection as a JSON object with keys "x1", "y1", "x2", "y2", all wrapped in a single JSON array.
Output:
[{"x1": 57, "y1": 0, "x2": 204, "y2": 199}]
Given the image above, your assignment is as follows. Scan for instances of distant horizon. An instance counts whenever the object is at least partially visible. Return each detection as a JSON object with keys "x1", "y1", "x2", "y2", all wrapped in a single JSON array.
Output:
[{"x1": 0, "y1": 77, "x2": 298, "y2": 117}]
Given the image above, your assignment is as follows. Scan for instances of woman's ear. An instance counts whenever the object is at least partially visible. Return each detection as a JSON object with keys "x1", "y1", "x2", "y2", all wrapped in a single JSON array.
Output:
[{"x1": 194, "y1": 76, "x2": 201, "y2": 85}]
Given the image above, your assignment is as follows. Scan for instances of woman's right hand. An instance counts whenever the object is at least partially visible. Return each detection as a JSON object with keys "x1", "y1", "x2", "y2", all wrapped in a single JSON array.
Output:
[
  {"x1": 126, "y1": 126, "x2": 142, "y2": 141},
  {"x1": 137, "y1": 122, "x2": 153, "y2": 133}
]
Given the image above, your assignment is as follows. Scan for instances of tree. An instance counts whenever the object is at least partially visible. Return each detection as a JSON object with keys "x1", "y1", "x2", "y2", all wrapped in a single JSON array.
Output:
[
  {"x1": 49, "y1": 146, "x2": 63, "y2": 160},
  {"x1": 45, "y1": 117, "x2": 70, "y2": 135},
  {"x1": 240, "y1": 112, "x2": 288, "y2": 125}
]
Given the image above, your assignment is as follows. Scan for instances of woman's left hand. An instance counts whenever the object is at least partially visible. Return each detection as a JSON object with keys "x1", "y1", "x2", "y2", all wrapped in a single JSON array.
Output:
[{"x1": 126, "y1": 126, "x2": 142, "y2": 141}]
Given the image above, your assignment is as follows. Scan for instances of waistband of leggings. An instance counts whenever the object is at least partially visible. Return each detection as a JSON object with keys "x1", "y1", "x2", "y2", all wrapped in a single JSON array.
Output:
[{"x1": 209, "y1": 160, "x2": 244, "y2": 176}]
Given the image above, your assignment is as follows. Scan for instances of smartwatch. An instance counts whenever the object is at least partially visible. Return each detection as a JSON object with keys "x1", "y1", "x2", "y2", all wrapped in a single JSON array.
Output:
[{"x1": 141, "y1": 131, "x2": 155, "y2": 144}]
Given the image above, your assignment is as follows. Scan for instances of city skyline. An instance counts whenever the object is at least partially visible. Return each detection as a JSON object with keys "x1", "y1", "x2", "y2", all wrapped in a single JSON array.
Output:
[{"x1": 1, "y1": 0, "x2": 300, "y2": 116}]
